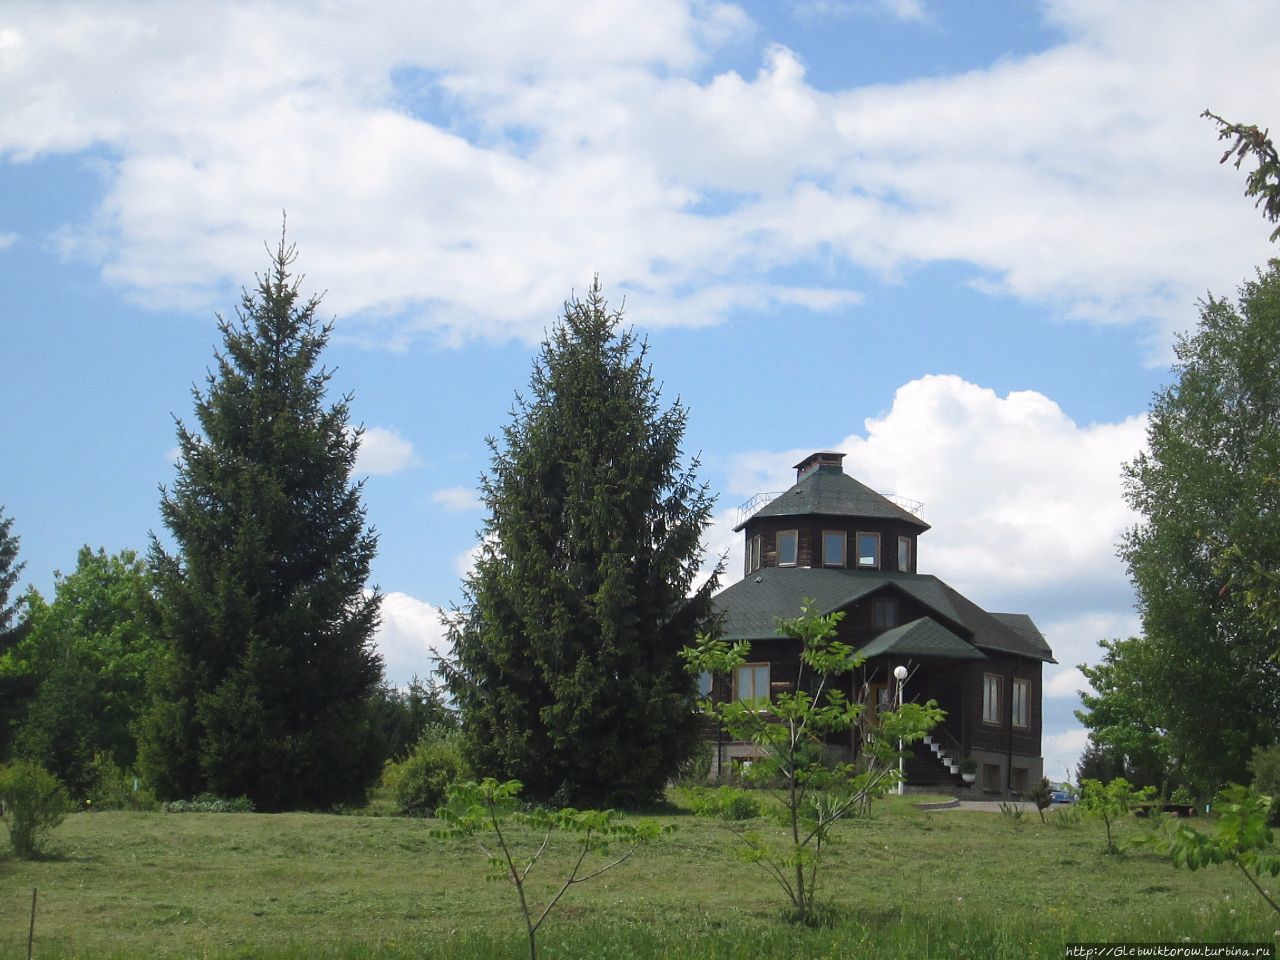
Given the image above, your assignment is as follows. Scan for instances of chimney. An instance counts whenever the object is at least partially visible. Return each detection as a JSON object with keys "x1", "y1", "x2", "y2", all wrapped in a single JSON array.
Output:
[{"x1": 793, "y1": 451, "x2": 845, "y2": 482}]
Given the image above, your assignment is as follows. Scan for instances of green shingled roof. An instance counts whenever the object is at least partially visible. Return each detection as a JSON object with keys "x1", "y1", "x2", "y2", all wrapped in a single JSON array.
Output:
[
  {"x1": 712, "y1": 566, "x2": 1055, "y2": 663},
  {"x1": 734, "y1": 465, "x2": 930, "y2": 532},
  {"x1": 855, "y1": 617, "x2": 986, "y2": 660}
]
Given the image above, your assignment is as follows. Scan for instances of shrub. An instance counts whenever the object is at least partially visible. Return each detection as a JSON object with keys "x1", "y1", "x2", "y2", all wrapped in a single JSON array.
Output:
[
  {"x1": 675, "y1": 740, "x2": 713, "y2": 786},
  {"x1": 162, "y1": 793, "x2": 254, "y2": 813},
  {"x1": 385, "y1": 727, "x2": 467, "y2": 816},
  {"x1": 1247, "y1": 743, "x2": 1280, "y2": 824},
  {"x1": 0, "y1": 761, "x2": 72, "y2": 859},
  {"x1": 1028, "y1": 778, "x2": 1053, "y2": 823},
  {"x1": 84, "y1": 753, "x2": 158, "y2": 811},
  {"x1": 687, "y1": 786, "x2": 762, "y2": 821}
]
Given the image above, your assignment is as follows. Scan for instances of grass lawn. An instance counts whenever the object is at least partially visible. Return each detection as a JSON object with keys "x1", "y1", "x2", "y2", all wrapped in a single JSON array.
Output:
[{"x1": 1, "y1": 793, "x2": 1277, "y2": 959}]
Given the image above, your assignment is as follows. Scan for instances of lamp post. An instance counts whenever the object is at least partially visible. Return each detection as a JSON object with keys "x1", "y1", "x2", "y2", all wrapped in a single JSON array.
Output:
[{"x1": 893, "y1": 664, "x2": 908, "y2": 796}]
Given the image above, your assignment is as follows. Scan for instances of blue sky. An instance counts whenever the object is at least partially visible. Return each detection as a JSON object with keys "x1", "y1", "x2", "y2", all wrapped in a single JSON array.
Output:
[{"x1": 2, "y1": 0, "x2": 1278, "y2": 783}]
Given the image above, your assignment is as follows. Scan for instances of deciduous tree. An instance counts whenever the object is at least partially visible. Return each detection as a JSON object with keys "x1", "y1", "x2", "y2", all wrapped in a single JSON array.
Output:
[
  {"x1": 1120, "y1": 264, "x2": 1280, "y2": 790},
  {"x1": 10, "y1": 547, "x2": 161, "y2": 797},
  {"x1": 0, "y1": 507, "x2": 32, "y2": 757},
  {"x1": 139, "y1": 234, "x2": 384, "y2": 810},
  {"x1": 444, "y1": 280, "x2": 717, "y2": 808}
]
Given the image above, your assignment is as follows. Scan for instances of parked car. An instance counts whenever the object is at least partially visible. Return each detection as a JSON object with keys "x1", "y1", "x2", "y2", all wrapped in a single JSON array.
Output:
[{"x1": 1049, "y1": 788, "x2": 1075, "y2": 804}]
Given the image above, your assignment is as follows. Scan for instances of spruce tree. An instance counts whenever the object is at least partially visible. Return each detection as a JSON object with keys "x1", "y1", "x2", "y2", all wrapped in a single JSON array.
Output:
[
  {"x1": 445, "y1": 280, "x2": 718, "y2": 808},
  {"x1": 140, "y1": 235, "x2": 384, "y2": 810}
]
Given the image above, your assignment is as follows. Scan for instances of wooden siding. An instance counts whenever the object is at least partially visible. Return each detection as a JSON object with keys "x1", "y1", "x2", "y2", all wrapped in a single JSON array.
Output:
[{"x1": 745, "y1": 515, "x2": 919, "y2": 573}]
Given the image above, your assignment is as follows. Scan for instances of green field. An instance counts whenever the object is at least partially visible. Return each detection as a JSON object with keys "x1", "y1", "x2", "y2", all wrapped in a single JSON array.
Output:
[{"x1": 2, "y1": 795, "x2": 1277, "y2": 959}]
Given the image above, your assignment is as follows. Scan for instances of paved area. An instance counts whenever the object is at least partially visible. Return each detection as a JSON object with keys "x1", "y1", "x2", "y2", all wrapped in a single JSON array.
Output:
[{"x1": 918, "y1": 799, "x2": 1076, "y2": 813}]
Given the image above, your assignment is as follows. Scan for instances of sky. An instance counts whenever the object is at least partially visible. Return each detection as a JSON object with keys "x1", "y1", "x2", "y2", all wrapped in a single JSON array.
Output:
[{"x1": 2, "y1": 0, "x2": 1278, "y2": 785}]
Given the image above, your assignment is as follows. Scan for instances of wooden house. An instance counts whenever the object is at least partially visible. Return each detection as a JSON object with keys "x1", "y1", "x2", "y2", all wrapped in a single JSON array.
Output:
[{"x1": 708, "y1": 451, "x2": 1055, "y2": 796}]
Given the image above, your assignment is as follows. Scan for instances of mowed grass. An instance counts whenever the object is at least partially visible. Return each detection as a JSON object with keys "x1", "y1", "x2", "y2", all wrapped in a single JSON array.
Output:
[{"x1": 1, "y1": 794, "x2": 1277, "y2": 959}]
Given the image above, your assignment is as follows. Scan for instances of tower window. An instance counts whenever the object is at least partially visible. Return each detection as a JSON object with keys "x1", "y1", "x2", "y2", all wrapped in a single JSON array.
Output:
[
  {"x1": 777, "y1": 530, "x2": 798, "y2": 567},
  {"x1": 898, "y1": 536, "x2": 912, "y2": 573},
  {"x1": 856, "y1": 532, "x2": 880, "y2": 569},
  {"x1": 822, "y1": 531, "x2": 846, "y2": 567}
]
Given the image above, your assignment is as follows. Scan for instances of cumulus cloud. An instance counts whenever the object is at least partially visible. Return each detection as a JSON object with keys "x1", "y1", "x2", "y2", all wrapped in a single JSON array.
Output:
[
  {"x1": 725, "y1": 374, "x2": 1146, "y2": 608},
  {"x1": 374, "y1": 590, "x2": 448, "y2": 687},
  {"x1": 2, "y1": 1, "x2": 1276, "y2": 346},
  {"x1": 432, "y1": 486, "x2": 483, "y2": 512},
  {"x1": 355, "y1": 426, "x2": 417, "y2": 476}
]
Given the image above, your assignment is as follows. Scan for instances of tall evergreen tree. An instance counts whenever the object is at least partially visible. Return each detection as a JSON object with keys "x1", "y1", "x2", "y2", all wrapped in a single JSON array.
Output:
[
  {"x1": 445, "y1": 281, "x2": 718, "y2": 808},
  {"x1": 139, "y1": 235, "x2": 384, "y2": 810}
]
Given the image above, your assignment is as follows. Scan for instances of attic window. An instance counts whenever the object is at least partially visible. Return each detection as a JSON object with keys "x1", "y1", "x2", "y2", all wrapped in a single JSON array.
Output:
[
  {"x1": 898, "y1": 536, "x2": 911, "y2": 573},
  {"x1": 777, "y1": 530, "x2": 798, "y2": 567},
  {"x1": 856, "y1": 532, "x2": 880, "y2": 569},
  {"x1": 872, "y1": 597, "x2": 898, "y2": 629},
  {"x1": 746, "y1": 535, "x2": 762, "y2": 575}
]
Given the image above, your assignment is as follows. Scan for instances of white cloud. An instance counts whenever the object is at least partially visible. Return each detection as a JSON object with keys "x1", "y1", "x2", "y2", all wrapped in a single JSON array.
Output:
[
  {"x1": 0, "y1": 232, "x2": 17, "y2": 251},
  {"x1": 3, "y1": 1, "x2": 1276, "y2": 347},
  {"x1": 725, "y1": 374, "x2": 1147, "y2": 608},
  {"x1": 374, "y1": 590, "x2": 448, "y2": 687},
  {"x1": 355, "y1": 426, "x2": 417, "y2": 476},
  {"x1": 432, "y1": 486, "x2": 482, "y2": 512},
  {"x1": 792, "y1": 0, "x2": 931, "y2": 23},
  {"x1": 1044, "y1": 666, "x2": 1092, "y2": 700}
]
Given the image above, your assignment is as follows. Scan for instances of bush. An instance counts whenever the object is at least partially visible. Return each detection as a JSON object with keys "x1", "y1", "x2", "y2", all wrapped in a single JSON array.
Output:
[
  {"x1": 0, "y1": 761, "x2": 72, "y2": 859},
  {"x1": 1247, "y1": 743, "x2": 1280, "y2": 823},
  {"x1": 162, "y1": 793, "x2": 254, "y2": 813},
  {"x1": 686, "y1": 786, "x2": 762, "y2": 821},
  {"x1": 84, "y1": 753, "x2": 158, "y2": 811},
  {"x1": 675, "y1": 740, "x2": 713, "y2": 786},
  {"x1": 384, "y1": 728, "x2": 467, "y2": 816}
]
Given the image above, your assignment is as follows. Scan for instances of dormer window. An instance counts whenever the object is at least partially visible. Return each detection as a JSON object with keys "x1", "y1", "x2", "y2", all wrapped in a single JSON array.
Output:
[
  {"x1": 777, "y1": 530, "x2": 798, "y2": 567},
  {"x1": 898, "y1": 536, "x2": 912, "y2": 573},
  {"x1": 822, "y1": 531, "x2": 846, "y2": 567},
  {"x1": 856, "y1": 532, "x2": 880, "y2": 569},
  {"x1": 746, "y1": 535, "x2": 762, "y2": 575}
]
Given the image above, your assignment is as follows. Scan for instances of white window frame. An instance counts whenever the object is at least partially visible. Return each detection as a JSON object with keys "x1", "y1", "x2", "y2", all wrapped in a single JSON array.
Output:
[
  {"x1": 734, "y1": 663, "x2": 771, "y2": 705},
  {"x1": 776, "y1": 530, "x2": 798, "y2": 567},
  {"x1": 822, "y1": 530, "x2": 846, "y2": 567},
  {"x1": 747, "y1": 534, "x2": 762, "y2": 574},
  {"x1": 983, "y1": 673, "x2": 1002, "y2": 726},
  {"x1": 856, "y1": 531, "x2": 880, "y2": 569},
  {"x1": 898, "y1": 536, "x2": 912, "y2": 573}
]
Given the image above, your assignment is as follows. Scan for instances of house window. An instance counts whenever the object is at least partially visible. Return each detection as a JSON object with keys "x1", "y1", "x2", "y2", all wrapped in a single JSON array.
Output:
[
  {"x1": 982, "y1": 674, "x2": 1002, "y2": 725},
  {"x1": 698, "y1": 671, "x2": 713, "y2": 697},
  {"x1": 982, "y1": 763, "x2": 1001, "y2": 792},
  {"x1": 856, "y1": 532, "x2": 880, "y2": 568},
  {"x1": 822, "y1": 531, "x2": 846, "y2": 567},
  {"x1": 1011, "y1": 766, "x2": 1029, "y2": 795},
  {"x1": 746, "y1": 534, "x2": 762, "y2": 574},
  {"x1": 898, "y1": 536, "x2": 911, "y2": 572},
  {"x1": 872, "y1": 596, "x2": 898, "y2": 629},
  {"x1": 1012, "y1": 679, "x2": 1030, "y2": 728},
  {"x1": 776, "y1": 530, "x2": 798, "y2": 567},
  {"x1": 735, "y1": 663, "x2": 770, "y2": 704}
]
